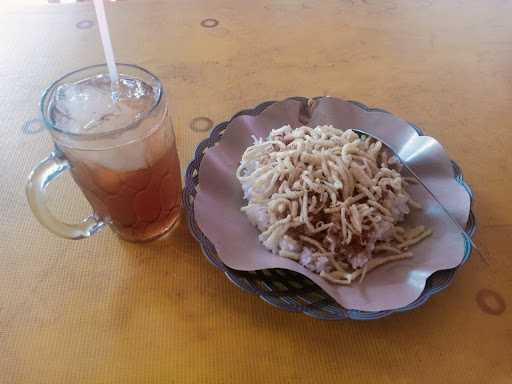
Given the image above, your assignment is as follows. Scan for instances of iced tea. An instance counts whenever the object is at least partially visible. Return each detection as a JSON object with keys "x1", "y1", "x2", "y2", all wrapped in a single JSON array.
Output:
[
  {"x1": 28, "y1": 64, "x2": 182, "y2": 241},
  {"x1": 70, "y1": 143, "x2": 181, "y2": 242}
]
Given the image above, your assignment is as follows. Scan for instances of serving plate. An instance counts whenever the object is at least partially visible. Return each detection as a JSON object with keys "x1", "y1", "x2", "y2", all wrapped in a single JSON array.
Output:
[{"x1": 183, "y1": 97, "x2": 474, "y2": 320}]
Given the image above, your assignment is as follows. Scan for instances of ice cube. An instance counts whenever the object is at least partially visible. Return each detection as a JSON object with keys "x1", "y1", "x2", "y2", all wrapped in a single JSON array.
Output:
[
  {"x1": 50, "y1": 74, "x2": 159, "y2": 172},
  {"x1": 75, "y1": 141, "x2": 149, "y2": 172},
  {"x1": 51, "y1": 74, "x2": 156, "y2": 135}
]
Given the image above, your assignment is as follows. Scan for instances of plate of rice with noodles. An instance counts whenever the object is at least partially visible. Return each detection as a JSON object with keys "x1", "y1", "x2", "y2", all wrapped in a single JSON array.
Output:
[
  {"x1": 237, "y1": 125, "x2": 433, "y2": 285},
  {"x1": 187, "y1": 97, "x2": 472, "y2": 317}
]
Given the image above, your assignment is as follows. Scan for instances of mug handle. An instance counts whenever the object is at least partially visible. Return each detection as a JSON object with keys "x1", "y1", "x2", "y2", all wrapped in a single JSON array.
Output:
[{"x1": 26, "y1": 151, "x2": 105, "y2": 239}]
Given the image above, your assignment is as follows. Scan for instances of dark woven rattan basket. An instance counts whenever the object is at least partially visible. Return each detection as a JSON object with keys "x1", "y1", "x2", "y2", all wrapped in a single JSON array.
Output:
[{"x1": 183, "y1": 97, "x2": 475, "y2": 320}]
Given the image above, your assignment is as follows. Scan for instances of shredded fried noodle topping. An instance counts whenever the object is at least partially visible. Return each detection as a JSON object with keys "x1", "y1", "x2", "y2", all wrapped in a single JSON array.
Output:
[{"x1": 236, "y1": 125, "x2": 432, "y2": 285}]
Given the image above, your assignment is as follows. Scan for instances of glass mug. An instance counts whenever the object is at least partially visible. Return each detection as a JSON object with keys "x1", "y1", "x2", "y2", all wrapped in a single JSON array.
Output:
[{"x1": 26, "y1": 64, "x2": 182, "y2": 242}]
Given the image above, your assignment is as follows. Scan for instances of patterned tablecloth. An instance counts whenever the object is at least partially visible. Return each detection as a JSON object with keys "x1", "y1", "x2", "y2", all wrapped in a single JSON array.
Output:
[{"x1": 0, "y1": 1, "x2": 510, "y2": 383}]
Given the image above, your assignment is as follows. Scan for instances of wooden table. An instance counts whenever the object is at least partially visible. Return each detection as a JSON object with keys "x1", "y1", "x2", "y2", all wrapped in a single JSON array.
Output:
[{"x1": 1, "y1": 1, "x2": 511, "y2": 382}]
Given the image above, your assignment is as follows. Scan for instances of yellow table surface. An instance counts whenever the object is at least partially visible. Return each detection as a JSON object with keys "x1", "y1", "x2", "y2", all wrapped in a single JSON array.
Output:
[{"x1": 1, "y1": 1, "x2": 511, "y2": 383}]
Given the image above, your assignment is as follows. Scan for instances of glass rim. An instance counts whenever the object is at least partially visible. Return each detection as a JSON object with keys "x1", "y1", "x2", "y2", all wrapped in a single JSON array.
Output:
[{"x1": 40, "y1": 63, "x2": 163, "y2": 140}]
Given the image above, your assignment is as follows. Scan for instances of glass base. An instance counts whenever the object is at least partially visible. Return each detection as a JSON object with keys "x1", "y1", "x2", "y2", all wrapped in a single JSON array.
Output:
[{"x1": 112, "y1": 207, "x2": 181, "y2": 243}]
